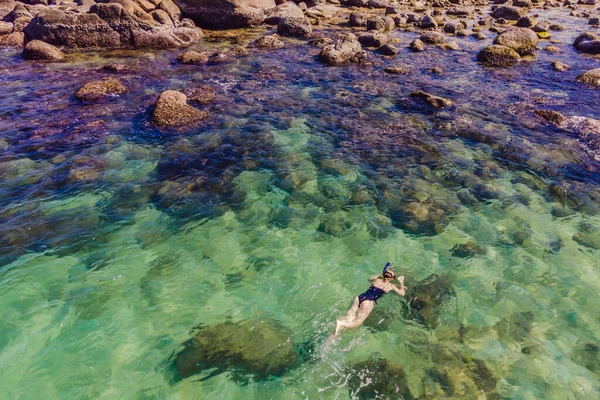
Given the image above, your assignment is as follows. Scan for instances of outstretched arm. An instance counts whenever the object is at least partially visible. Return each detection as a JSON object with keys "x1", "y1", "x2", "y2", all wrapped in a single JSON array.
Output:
[
  {"x1": 391, "y1": 276, "x2": 407, "y2": 296},
  {"x1": 369, "y1": 275, "x2": 380, "y2": 281}
]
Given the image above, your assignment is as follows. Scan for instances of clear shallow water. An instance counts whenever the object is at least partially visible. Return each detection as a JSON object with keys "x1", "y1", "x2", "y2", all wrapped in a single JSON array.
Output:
[{"x1": 1, "y1": 8, "x2": 600, "y2": 399}]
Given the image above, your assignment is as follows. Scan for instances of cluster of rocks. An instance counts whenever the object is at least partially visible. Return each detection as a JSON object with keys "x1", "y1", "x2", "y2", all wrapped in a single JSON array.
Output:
[{"x1": 0, "y1": 0, "x2": 204, "y2": 55}]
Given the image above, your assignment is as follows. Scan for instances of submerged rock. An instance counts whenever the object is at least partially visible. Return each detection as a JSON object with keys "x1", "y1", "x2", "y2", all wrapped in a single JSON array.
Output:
[
  {"x1": 173, "y1": 319, "x2": 298, "y2": 382},
  {"x1": 407, "y1": 274, "x2": 455, "y2": 327},
  {"x1": 318, "y1": 33, "x2": 366, "y2": 65},
  {"x1": 577, "y1": 68, "x2": 600, "y2": 86},
  {"x1": 22, "y1": 39, "x2": 64, "y2": 61},
  {"x1": 75, "y1": 78, "x2": 126, "y2": 101},
  {"x1": 347, "y1": 354, "x2": 414, "y2": 400},
  {"x1": 451, "y1": 241, "x2": 487, "y2": 258},
  {"x1": 152, "y1": 90, "x2": 207, "y2": 128},
  {"x1": 477, "y1": 45, "x2": 521, "y2": 66},
  {"x1": 572, "y1": 341, "x2": 600, "y2": 375},
  {"x1": 493, "y1": 27, "x2": 538, "y2": 55},
  {"x1": 410, "y1": 91, "x2": 453, "y2": 109},
  {"x1": 177, "y1": 50, "x2": 208, "y2": 64},
  {"x1": 183, "y1": 85, "x2": 216, "y2": 105},
  {"x1": 255, "y1": 34, "x2": 284, "y2": 49}
]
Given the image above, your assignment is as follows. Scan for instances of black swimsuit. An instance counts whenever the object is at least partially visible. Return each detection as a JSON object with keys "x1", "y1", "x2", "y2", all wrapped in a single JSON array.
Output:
[{"x1": 358, "y1": 285, "x2": 386, "y2": 305}]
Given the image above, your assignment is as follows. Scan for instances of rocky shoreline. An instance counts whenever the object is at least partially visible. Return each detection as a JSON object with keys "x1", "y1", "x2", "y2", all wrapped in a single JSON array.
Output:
[{"x1": 2, "y1": 0, "x2": 598, "y2": 129}]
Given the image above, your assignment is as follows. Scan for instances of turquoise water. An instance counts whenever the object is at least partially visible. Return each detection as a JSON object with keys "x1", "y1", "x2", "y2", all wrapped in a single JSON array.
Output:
[{"x1": 2, "y1": 9, "x2": 600, "y2": 399}]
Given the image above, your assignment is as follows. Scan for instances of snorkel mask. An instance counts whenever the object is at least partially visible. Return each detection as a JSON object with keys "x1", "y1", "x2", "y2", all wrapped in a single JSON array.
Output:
[{"x1": 382, "y1": 262, "x2": 391, "y2": 275}]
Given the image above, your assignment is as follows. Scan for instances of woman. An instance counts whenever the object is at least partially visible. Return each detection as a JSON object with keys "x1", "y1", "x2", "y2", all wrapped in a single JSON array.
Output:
[{"x1": 331, "y1": 264, "x2": 407, "y2": 337}]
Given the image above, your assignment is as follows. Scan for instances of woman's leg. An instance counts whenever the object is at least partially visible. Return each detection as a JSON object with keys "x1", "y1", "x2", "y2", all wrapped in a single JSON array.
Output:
[
  {"x1": 347, "y1": 300, "x2": 375, "y2": 328},
  {"x1": 333, "y1": 297, "x2": 360, "y2": 336}
]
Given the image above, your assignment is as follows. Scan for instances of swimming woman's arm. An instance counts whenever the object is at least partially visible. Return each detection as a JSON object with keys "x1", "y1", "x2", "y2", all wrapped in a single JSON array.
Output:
[{"x1": 369, "y1": 275, "x2": 380, "y2": 281}]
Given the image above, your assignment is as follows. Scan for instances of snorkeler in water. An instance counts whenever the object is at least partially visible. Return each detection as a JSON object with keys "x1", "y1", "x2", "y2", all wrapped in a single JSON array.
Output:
[{"x1": 331, "y1": 263, "x2": 406, "y2": 338}]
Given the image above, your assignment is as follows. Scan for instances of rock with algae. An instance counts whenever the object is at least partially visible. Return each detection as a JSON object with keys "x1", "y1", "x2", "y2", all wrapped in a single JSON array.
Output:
[
  {"x1": 407, "y1": 274, "x2": 455, "y2": 327},
  {"x1": 173, "y1": 318, "x2": 298, "y2": 383},
  {"x1": 347, "y1": 353, "x2": 414, "y2": 400}
]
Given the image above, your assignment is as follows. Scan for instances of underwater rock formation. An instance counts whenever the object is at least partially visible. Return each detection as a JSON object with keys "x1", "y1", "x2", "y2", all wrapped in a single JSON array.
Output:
[
  {"x1": 173, "y1": 318, "x2": 298, "y2": 382},
  {"x1": 347, "y1": 353, "x2": 414, "y2": 400},
  {"x1": 407, "y1": 274, "x2": 455, "y2": 327}
]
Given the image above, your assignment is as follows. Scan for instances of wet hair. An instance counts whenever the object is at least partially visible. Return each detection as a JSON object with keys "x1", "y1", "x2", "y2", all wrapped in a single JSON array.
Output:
[{"x1": 383, "y1": 269, "x2": 396, "y2": 279}]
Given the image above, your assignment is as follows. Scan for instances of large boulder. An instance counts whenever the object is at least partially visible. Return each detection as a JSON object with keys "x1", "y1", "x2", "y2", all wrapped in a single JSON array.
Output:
[
  {"x1": 477, "y1": 44, "x2": 521, "y2": 66},
  {"x1": 318, "y1": 33, "x2": 366, "y2": 65},
  {"x1": 173, "y1": 319, "x2": 298, "y2": 382},
  {"x1": 174, "y1": 0, "x2": 275, "y2": 29},
  {"x1": 22, "y1": 39, "x2": 64, "y2": 61},
  {"x1": 152, "y1": 90, "x2": 208, "y2": 128},
  {"x1": 573, "y1": 32, "x2": 600, "y2": 54},
  {"x1": 23, "y1": 6, "x2": 202, "y2": 48},
  {"x1": 493, "y1": 27, "x2": 538, "y2": 55}
]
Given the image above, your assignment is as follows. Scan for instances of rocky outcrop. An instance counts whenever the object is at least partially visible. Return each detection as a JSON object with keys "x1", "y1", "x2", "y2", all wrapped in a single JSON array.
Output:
[
  {"x1": 174, "y1": 0, "x2": 275, "y2": 29},
  {"x1": 152, "y1": 90, "x2": 208, "y2": 128},
  {"x1": 23, "y1": 3, "x2": 203, "y2": 49},
  {"x1": 493, "y1": 27, "x2": 538, "y2": 55},
  {"x1": 477, "y1": 44, "x2": 521, "y2": 66},
  {"x1": 75, "y1": 78, "x2": 127, "y2": 101},
  {"x1": 22, "y1": 39, "x2": 64, "y2": 61},
  {"x1": 318, "y1": 33, "x2": 366, "y2": 65}
]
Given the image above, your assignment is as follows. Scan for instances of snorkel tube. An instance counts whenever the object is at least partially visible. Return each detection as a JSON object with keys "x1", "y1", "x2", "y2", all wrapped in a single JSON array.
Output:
[{"x1": 382, "y1": 262, "x2": 390, "y2": 275}]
